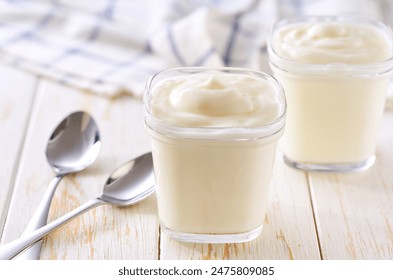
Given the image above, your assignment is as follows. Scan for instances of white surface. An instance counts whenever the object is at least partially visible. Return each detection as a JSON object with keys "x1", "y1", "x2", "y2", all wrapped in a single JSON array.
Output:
[{"x1": 1, "y1": 64, "x2": 392, "y2": 259}]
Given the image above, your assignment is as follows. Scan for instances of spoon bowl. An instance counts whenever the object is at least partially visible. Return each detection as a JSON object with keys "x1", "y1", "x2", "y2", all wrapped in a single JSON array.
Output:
[
  {"x1": 101, "y1": 153, "x2": 155, "y2": 206},
  {"x1": 18, "y1": 111, "x2": 101, "y2": 259},
  {"x1": 0, "y1": 152, "x2": 155, "y2": 260},
  {"x1": 46, "y1": 111, "x2": 101, "y2": 175}
]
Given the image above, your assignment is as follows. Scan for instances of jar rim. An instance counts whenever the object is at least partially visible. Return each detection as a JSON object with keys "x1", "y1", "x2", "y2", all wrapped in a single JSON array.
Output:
[
  {"x1": 267, "y1": 15, "x2": 393, "y2": 76},
  {"x1": 143, "y1": 67, "x2": 287, "y2": 141}
]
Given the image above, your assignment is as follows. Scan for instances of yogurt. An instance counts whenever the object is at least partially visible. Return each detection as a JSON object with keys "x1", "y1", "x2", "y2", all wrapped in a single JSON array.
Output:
[
  {"x1": 268, "y1": 16, "x2": 393, "y2": 171},
  {"x1": 274, "y1": 22, "x2": 390, "y2": 64},
  {"x1": 149, "y1": 74, "x2": 281, "y2": 128},
  {"x1": 144, "y1": 68, "x2": 286, "y2": 243}
]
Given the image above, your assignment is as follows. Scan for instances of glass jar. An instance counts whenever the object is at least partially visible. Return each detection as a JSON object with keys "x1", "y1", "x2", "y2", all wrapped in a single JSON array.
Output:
[
  {"x1": 268, "y1": 15, "x2": 393, "y2": 172},
  {"x1": 144, "y1": 67, "x2": 286, "y2": 243}
]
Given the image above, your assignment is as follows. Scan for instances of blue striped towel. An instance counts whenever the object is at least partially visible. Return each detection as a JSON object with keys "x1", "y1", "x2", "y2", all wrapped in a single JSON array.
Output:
[{"x1": 0, "y1": 0, "x2": 389, "y2": 98}]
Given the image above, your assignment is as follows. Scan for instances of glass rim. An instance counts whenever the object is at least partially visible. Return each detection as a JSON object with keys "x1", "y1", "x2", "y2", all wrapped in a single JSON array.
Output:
[
  {"x1": 143, "y1": 67, "x2": 287, "y2": 141},
  {"x1": 267, "y1": 15, "x2": 393, "y2": 76}
]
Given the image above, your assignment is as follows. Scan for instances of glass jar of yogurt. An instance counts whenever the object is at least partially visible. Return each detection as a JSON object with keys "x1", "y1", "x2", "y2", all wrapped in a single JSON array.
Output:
[
  {"x1": 268, "y1": 15, "x2": 393, "y2": 172},
  {"x1": 144, "y1": 67, "x2": 286, "y2": 243}
]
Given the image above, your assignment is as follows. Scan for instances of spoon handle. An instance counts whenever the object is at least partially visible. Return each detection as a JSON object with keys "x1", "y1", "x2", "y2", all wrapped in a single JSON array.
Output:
[
  {"x1": 16, "y1": 175, "x2": 63, "y2": 260},
  {"x1": 0, "y1": 198, "x2": 105, "y2": 260}
]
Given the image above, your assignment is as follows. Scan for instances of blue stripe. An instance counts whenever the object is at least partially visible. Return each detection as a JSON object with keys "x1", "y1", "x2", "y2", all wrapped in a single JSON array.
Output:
[
  {"x1": 1, "y1": 31, "x2": 34, "y2": 46},
  {"x1": 94, "y1": 78, "x2": 104, "y2": 84},
  {"x1": 236, "y1": 25, "x2": 257, "y2": 38},
  {"x1": 145, "y1": 41, "x2": 152, "y2": 53},
  {"x1": 223, "y1": 14, "x2": 240, "y2": 66},
  {"x1": 211, "y1": 0, "x2": 223, "y2": 5},
  {"x1": 259, "y1": 45, "x2": 267, "y2": 53},
  {"x1": 1, "y1": 28, "x2": 125, "y2": 68},
  {"x1": 37, "y1": 8, "x2": 55, "y2": 27},
  {"x1": 6, "y1": 0, "x2": 59, "y2": 7},
  {"x1": 87, "y1": 0, "x2": 117, "y2": 42},
  {"x1": 88, "y1": 22, "x2": 102, "y2": 41},
  {"x1": 222, "y1": 0, "x2": 259, "y2": 66},
  {"x1": 4, "y1": 0, "x2": 29, "y2": 5},
  {"x1": 0, "y1": 4, "x2": 56, "y2": 47},
  {"x1": 47, "y1": 46, "x2": 124, "y2": 66},
  {"x1": 169, "y1": 1, "x2": 187, "y2": 16},
  {"x1": 293, "y1": 0, "x2": 304, "y2": 13},
  {"x1": 102, "y1": 0, "x2": 115, "y2": 20},
  {"x1": 94, "y1": 44, "x2": 151, "y2": 80},
  {"x1": 193, "y1": 47, "x2": 215, "y2": 66},
  {"x1": 3, "y1": 38, "x2": 122, "y2": 73},
  {"x1": 46, "y1": 47, "x2": 80, "y2": 65},
  {"x1": 167, "y1": 25, "x2": 186, "y2": 65}
]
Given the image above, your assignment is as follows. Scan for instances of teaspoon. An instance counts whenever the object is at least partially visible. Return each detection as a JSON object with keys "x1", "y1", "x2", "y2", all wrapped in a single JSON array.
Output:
[
  {"x1": 17, "y1": 111, "x2": 101, "y2": 259},
  {"x1": 0, "y1": 152, "x2": 155, "y2": 260}
]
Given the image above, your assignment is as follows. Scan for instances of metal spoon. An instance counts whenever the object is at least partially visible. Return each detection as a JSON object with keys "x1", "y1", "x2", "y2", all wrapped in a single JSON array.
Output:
[
  {"x1": 0, "y1": 152, "x2": 155, "y2": 260},
  {"x1": 17, "y1": 111, "x2": 101, "y2": 259}
]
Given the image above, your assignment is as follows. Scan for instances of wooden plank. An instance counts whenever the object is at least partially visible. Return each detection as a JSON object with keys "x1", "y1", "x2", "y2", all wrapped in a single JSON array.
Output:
[
  {"x1": 0, "y1": 65, "x2": 36, "y2": 239},
  {"x1": 1, "y1": 78, "x2": 159, "y2": 259},
  {"x1": 160, "y1": 156, "x2": 321, "y2": 260},
  {"x1": 309, "y1": 111, "x2": 393, "y2": 259}
]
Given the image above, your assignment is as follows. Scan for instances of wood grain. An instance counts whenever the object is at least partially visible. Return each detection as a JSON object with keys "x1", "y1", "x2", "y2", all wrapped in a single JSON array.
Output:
[
  {"x1": 1, "y1": 78, "x2": 159, "y2": 259},
  {"x1": 309, "y1": 110, "x2": 393, "y2": 259},
  {"x1": 1, "y1": 65, "x2": 393, "y2": 260},
  {"x1": 0, "y1": 66, "x2": 36, "y2": 240}
]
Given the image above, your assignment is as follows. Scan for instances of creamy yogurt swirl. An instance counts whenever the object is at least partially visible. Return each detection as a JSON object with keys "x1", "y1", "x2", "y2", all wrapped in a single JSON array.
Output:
[
  {"x1": 148, "y1": 74, "x2": 282, "y2": 128},
  {"x1": 273, "y1": 22, "x2": 392, "y2": 64}
]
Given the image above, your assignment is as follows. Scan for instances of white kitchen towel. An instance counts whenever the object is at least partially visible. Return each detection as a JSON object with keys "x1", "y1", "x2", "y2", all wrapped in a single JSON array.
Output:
[{"x1": 0, "y1": 0, "x2": 390, "y2": 98}]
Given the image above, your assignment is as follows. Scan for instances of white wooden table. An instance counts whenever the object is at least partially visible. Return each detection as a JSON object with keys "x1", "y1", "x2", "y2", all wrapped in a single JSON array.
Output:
[{"x1": 0, "y1": 64, "x2": 392, "y2": 260}]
